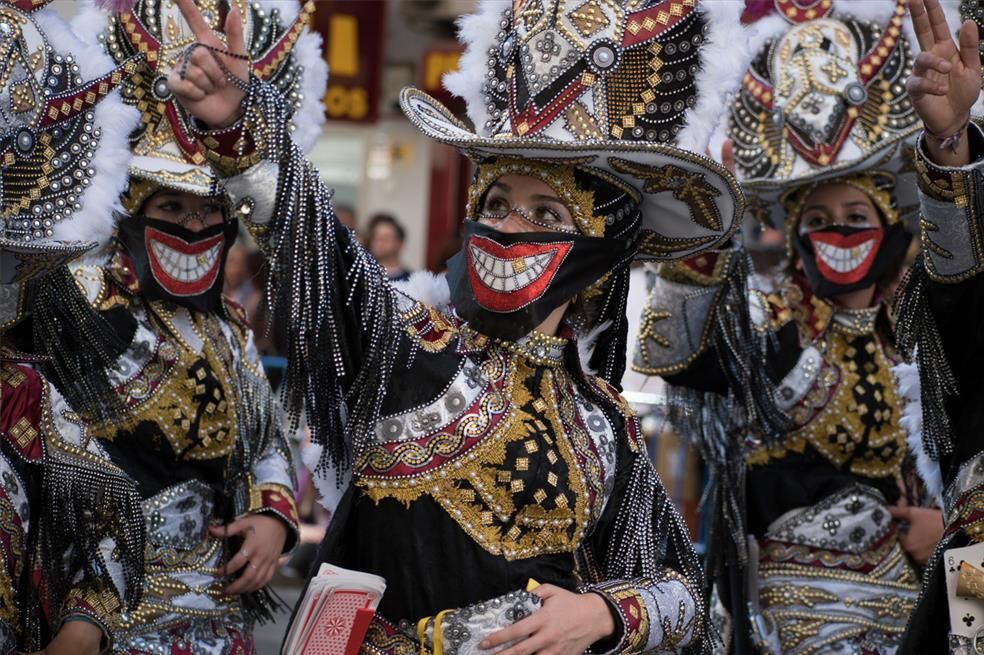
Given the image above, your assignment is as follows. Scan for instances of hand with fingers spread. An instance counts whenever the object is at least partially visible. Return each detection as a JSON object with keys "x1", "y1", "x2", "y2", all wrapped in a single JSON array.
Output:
[
  {"x1": 478, "y1": 585, "x2": 615, "y2": 655},
  {"x1": 907, "y1": 0, "x2": 981, "y2": 166},
  {"x1": 167, "y1": 0, "x2": 250, "y2": 129},
  {"x1": 210, "y1": 514, "x2": 288, "y2": 594}
]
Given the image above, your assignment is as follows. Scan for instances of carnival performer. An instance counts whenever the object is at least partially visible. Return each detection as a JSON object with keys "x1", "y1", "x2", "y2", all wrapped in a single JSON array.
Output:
[
  {"x1": 0, "y1": 1, "x2": 149, "y2": 653},
  {"x1": 165, "y1": 0, "x2": 757, "y2": 652},
  {"x1": 887, "y1": 0, "x2": 984, "y2": 652},
  {"x1": 632, "y1": 1, "x2": 947, "y2": 653},
  {"x1": 29, "y1": 1, "x2": 326, "y2": 652}
]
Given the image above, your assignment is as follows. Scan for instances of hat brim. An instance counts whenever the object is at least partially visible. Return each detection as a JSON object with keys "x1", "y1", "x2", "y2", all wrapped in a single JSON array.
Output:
[
  {"x1": 400, "y1": 87, "x2": 744, "y2": 261},
  {"x1": 740, "y1": 131, "x2": 920, "y2": 233},
  {"x1": 0, "y1": 238, "x2": 95, "y2": 285},
  {"x1": 129, "y1": 157, "x2": 220, "y2": 198}
]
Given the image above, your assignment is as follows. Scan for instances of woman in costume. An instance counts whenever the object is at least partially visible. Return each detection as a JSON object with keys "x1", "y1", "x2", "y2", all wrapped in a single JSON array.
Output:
[
  {"x1": 29, "y1": 1, "x2": 325, "y2": 652},
  {"x1": 166, "y1": 0, "x2": 753, "y2": 652},
  {"x1": 633, "y1": 1, "x2": 945, "y2": 652},
  {"x1": 0, "y1": 1, "x2": 148, "y2": 653},
  {"x1": 888, "y1": 0, "x2": 984, "y2": 652}
]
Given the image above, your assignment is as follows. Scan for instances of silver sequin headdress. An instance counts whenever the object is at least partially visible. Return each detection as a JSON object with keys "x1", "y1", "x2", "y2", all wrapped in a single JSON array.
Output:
[
  {"x1": 728, "y1": 0, "x2": 949, "y2": 231},
  {"x1": 0, "y1": 0, "x2": 140, "y2": 328}
]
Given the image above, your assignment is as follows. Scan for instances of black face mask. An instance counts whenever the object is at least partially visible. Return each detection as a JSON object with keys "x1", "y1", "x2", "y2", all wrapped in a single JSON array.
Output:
[
  {"x1": 447, "y1": 220, "x2": 632, "y2": 341},
  {"x1": 793, "y1": 222, "x2": 911, "y2": 299},
  {"x1": 117, "y1": 215, "x2": 238, "y2": 314}
]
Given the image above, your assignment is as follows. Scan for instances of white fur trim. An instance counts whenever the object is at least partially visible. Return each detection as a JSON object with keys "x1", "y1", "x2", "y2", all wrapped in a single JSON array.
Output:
[
  {"x1": 254, "y1": 0, "x2": 327, "y2": 153},
  {"x1": 289, "y1": 27, "x2": 328, "y2": 153},
  {"x1": 577, "y1": 320, "x2": 610, "y2": 377},
  {"x1": 676, "y1": 1, "x2": 751, "y2": 153},
  {"x1": 301, "y1": 442, "x2": 351, "y2": 515},
  {"x1": 893, "y1": 360, "x2": 944, "y2": 503},
  {"x1": 34, "y1": 9, "x2": 139, "y2": 257},
  {"x1": 442, "y1": 1, "x2": 507, "y2": 134},
  {"x1": 391, "y1": 271, "x2": 452, "y2": 312}
]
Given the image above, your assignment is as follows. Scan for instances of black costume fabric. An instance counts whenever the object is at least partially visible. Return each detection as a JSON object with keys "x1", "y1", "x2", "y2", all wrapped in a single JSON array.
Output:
[{"x1": 211, "y1": 78, "x2": 707, "y2": 654}]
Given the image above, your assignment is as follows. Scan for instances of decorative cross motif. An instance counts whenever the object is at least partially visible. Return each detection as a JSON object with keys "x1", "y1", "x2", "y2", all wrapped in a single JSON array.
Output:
[
  {"x1": 463, "y1": 364, "x2": 487, "y2": 389},
  {"x1": 821, "y1": 60, "x2": 847, "y2": 83},
  {"x1": 410, "y1": 409, "x2": 442, "y2": 433},
  {"x1": 535, "y1": 31, "x2": 562, "y2": 63}
]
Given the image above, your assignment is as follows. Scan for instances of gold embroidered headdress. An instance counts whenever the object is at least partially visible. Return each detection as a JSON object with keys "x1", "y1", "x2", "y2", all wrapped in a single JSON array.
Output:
[
  {"x1": 74, "y1": 0, "x2": 327, "y2": 214},
  {"x1": 400, "y1": 0, "x2": 752, "y2": 262}
]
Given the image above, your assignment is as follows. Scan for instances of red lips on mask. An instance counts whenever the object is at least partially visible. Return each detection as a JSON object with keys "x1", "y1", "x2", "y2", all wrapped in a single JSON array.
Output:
[
  {"x1": 807, "y1": 228, "x2": 883, "y2": 285},
  {"x1": 145, "y1": 226, "x2": 225, "y2": 297},
  {"x1": 466, "y1": 236, "x2": 572, "y2": 312}
]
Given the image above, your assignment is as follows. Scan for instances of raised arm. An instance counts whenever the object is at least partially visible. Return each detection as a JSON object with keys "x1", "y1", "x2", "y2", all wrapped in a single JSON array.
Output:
[{"x1": 166, "y1": 0, "x2": 405, "y2": 463}]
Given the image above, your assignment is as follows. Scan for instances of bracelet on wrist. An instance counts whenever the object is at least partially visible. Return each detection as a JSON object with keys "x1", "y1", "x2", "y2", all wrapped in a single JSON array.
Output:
[{"x1": 926, "y1": 117, "x2": 971, "y2": 153}]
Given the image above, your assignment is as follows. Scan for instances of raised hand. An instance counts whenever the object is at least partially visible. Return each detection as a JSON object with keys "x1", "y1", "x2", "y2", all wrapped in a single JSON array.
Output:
[
  {"x1": 167, "y1": 0, "x2": 250, "y2": 129},
  {"x1": 907, "y1": 0, "x2": 981, "y2": 165}
]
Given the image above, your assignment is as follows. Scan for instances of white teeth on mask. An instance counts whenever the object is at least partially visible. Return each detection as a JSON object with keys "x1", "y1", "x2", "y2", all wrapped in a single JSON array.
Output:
[
  {"x1": 150, "y1": 239, "x2": 222, "y2": 283},
  {"x1": 469, "y1": 244, "x2": 553, "y2": 292},
  {"x1": 814, "y1": 239, "x2": 875, "y2": 273}
]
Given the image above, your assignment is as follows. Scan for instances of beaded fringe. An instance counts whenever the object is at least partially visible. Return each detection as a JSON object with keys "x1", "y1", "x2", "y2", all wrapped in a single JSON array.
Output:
[
  {"x1": 27, "y1": 268, "x2": 129, "y2": 423},
  {"x1": 894, "y1": 256, "x2": 957, "y2": 461},
  {"x1": 241, "y1": 80, "x2": 404, "y2": 475},
  {"x1": 604, "y1": 453, "x2": 712, "y2": 654},
  {"x1": 38, "y1": 452, "x2": 145, "y2": 628}
]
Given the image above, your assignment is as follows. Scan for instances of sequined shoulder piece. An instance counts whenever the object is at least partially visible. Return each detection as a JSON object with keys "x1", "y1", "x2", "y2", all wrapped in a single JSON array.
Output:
[
  {"x1": 781, "y1": 277, "x2": 834, "y2": 340},
  {"x1": 222, "y1": 296, "x2": 250, "y2": 332},
  {"x1": 399, "y1": 299, "x2": 461, "y2": 354}
]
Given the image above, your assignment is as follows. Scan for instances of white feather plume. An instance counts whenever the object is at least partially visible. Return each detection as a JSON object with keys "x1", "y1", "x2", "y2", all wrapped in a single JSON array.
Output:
[
  {"x1": 301, "y1": 441, "x2": 351, "y2": 515},
  {"x1": 391, "y1": 271, "x2": 452, "y2": 312},
  {"x1": 893, "y1": 360, "x2": 944, "y2": 504},
  {"x1": 35, "y1": 9, "x2": 140, "y2": 255},
  {"x1": 289, "y1": 26, "x2": 328, "y2": 153},
  {"x1": 443, "y1": 1, "x2": 508, "y2": 134},
  {"x1": 676, "y1": 0, "x2": 751, "y2": 154}
]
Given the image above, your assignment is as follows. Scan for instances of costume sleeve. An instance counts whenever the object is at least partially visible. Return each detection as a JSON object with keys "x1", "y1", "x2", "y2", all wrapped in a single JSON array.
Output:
[
  {"x1": 234, "y1": 318, "x2": 300, "y2": 553},
  {"x1": 190, "y1": 80, "x2": 407, "y2": 465},
  {"x1": 633, "y1": 245, "x2": 792, "y2": 457},
  {"x1": 896, "y1": 124, "x2": 984, "y2": 539},
  {"x1": 578, "y1": 415, "x2": 704, "y2": 654}
]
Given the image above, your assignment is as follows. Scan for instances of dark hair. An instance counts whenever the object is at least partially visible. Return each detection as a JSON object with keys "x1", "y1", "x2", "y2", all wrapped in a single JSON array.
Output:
[{"x1": 367, "y1": 213, "x2": 406, "y2": 243}]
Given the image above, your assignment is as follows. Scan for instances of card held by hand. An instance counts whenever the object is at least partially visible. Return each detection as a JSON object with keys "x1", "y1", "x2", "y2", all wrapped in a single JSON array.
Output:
[{"x1": 282, "y1": 562, "x2": 387, "y2": 655}]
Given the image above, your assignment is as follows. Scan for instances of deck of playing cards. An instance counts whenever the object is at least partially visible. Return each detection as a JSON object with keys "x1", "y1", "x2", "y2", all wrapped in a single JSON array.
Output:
[{"x1": 282, "y1": 562, "x2": 387, "y2": 655}]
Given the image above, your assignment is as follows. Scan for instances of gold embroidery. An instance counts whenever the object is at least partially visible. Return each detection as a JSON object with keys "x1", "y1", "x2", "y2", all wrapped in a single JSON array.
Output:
[
  {"x1": 360, "y1": 356, "x2": 590, "y2": 561},
  {"x1": 9, "y1": 417, "x2": 37, "y2": 450}
]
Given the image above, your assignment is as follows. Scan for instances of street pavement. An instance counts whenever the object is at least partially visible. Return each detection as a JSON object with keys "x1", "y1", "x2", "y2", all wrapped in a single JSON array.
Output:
[{"x1": 254, "y1": 581, "x2": 303, "y2": 655}]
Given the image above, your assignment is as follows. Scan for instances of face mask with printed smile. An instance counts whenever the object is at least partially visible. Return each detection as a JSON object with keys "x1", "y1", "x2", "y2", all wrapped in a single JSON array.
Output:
[
  {"x1": 447, "y1": 220, "x2": 630, "y2": 341},
  {"x1": 794, "y1": 223, "x2": 910, "y2": 299},
  {"x1": 117, "y1": 215, "x2": 239, "y2": 313}
]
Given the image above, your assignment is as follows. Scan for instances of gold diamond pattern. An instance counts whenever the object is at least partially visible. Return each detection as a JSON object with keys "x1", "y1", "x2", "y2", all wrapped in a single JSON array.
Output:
[{"x1": 569, "y1": 0, "x2": 610, "y2": 37}]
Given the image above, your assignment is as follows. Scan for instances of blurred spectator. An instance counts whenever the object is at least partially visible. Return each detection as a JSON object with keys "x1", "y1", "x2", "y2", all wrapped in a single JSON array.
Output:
[
  {"x1": 224, "y1": 243, "x2": 254, "y2": 307},
  {"x1": 335, "y1": 203, "x2": 357, "y2": 231},
  {"x1": 366, "y1": 213, "x2": 411, "y2": 282}
]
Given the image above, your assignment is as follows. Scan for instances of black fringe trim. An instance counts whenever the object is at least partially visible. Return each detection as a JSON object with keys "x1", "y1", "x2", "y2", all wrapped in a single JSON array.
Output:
[
  {"x1": 38, "y1": 454, "x2": 145, "y2": 621},
  {"x1": 894, "y1": 256, "x2": 957, "y2": 460},
  {"x1": 27, "y1": 268, "x2": 129, "y2": 424}
]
